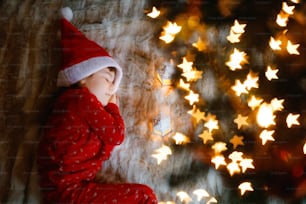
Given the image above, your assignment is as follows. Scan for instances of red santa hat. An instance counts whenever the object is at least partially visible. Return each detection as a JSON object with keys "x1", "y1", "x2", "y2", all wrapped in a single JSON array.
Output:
[{"x1": 57, "y1": 7, "x2": 122, "y2": 93}]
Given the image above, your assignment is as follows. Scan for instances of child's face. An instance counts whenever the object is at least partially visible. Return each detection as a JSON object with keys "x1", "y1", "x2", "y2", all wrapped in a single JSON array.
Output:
[{"x1": 82, "y1": 68, "x2": 116, "y2": 106}]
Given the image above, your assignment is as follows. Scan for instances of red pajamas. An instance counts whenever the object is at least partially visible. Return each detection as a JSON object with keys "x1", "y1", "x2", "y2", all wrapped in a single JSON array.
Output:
[{"x1": 37, "y1": 87, "x2": 157, "y2": 203}]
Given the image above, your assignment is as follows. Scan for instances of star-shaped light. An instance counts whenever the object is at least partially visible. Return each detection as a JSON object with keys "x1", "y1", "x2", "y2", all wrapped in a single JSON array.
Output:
[
  {"x1": 198, "y1": 130, "x2": 213, "y2": 144},
  {"x1": 182, "y1": 69, "x2": 203, "y2": 82},
  {"x1": 151, "y1": 145, "x2": 172, "y2": 165},
  {"x1": 238, "y1": 182, "x2": 254, "y2": 195},
  {"x1": 270, "y1": 98, "x2": 284, "y2": 111},
  {"x1": 230, "y1": 135, "x2": 244, "y2": 149},
  {"x1": 185, "y1": 90, "x2": 199, "y2": 106},
  {"x1": 212, "y1": 142, "x2": 227, "y2": 154},
  {"x1": 243, "y1": 72, "x2": 259, "y2": 91},
  {"x1": 287, "y1": 40, "x2": 300, "y2": 55},
  {"x1": 226, "y1": 48, "x2": 248, "y2": 71},
  {"x1": 176, "y1": 191, "x2": 192, "y2": 203},
  {"x1": 234, "y1": 114, "x2": 249, "y2": 129},
  {"x1": 227, "y1": 161, "x2": 241, "y2": 176},
  {"x1": 265, "y1": 66, "x2": 279, "y2": 81},
  {"x1": 159, "y1": 21, "x2": 182, "y2": 43},
  {"x1": 282, "y1": 2, "x2": 295, "y2": 15},
  {"x1": 147, "y1": 6, "x2": 160, "y2": 18},
  {"x1": 192, "y1": 37, "x2": 206, "y2": 51},
  {"x1": 232, "y1": 80, "x2": 248, "y2": 96},
  {"x1": 303, "y1": 142, "x2": 306, "y2": 154},
  {"x1": 227, "y1": 30, "x2": 242, "y2": 43},
  {"x1": 193, "y1": 189, "x2": 209, "y2": 201},
  {"x1": 269, "y1": 37, "x2": 282, "y2": 50},
  {"x1": 189, "y1": 107, "x2": 206, "y2": 123},
  {"x1": 240, "y1": 158, "x2": 255, "y2": 173},
  {"x1": 179, "y1": 79, "x2": 190, "y2": 90},
  {"x1": 259, "y1": 129, "x2": 275, "y2": 145},
  {"x1": 290, "y1": 0, "x2": 299, "y2": 3},
  {"x1": 163, "y1": 21, "x2": 182, "y2": 35},
  {"x1": 172, "y1": 132, "x2": 190, "y2": 145},
  {"x1": 286, "y1": 113, "x2": 300, "y2": 128},
  {"x1": 204, "y1": 118, "x2": 219, "y2": 132},
  {"x1": 231, "y1": 20, "x2": 247, "y2": 34},
  {"x1": 159, "y1": 33, "x2": 175, "y2": 43},
  {"x1": 211, "y1": 155, "x2": 227, "y2": 169},
  {"x1": 276, "y1": 12, "x2": 289, "y2": 27},
  {"x1": 228, "y1": 151, "x2": 244, "y2": 162},
  {"x1": 248, "y1": 95, "x2": 263, "y2": 110},
  {"x1": 257, "y1": 103, "x2": 276, "y2": 128},
  {"x1": 177, "y1": 57, "x2": 193, "y2": 73}
]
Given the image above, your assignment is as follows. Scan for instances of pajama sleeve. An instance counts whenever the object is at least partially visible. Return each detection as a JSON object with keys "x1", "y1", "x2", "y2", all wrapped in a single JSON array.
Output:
[{"x1": 77, "y1": 93, "x2": 125, "y2": 146}]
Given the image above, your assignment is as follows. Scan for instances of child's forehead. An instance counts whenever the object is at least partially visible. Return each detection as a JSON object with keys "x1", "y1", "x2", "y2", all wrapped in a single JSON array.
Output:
[{"x1": 95, "y1": 68, "x2": 115, "y2": 79}]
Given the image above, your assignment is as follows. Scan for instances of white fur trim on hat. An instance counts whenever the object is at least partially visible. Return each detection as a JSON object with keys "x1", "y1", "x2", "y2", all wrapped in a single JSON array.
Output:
[
  {"x1": 61, "y1": 7, "x2": 73, "y2": 22},
  {"x1": 57, "y1": 56, "x2": 123, "y2": 93}
]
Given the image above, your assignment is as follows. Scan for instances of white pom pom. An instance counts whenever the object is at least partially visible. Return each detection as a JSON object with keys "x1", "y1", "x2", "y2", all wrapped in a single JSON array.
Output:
[{"x1": 61, "y1": 7, "x2": 73, "y2": 21}]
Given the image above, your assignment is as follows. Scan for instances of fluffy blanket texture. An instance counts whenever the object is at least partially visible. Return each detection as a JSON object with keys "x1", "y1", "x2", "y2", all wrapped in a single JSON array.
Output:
[{"x1": 0, "y1": 0, "x2": 225, "y2": 203}]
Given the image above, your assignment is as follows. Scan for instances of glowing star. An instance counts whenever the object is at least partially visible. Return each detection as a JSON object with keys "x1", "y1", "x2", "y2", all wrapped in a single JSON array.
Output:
[
  {"x1": 159, "y1": 21, "x2": 182, "y2": 44},
  {"x1": 234, "y1": 114, "x2": 249, "y2": 129},
  {"x1": 147, "y1": 6, "x2": 160, "y2": 18},
  {"x1": 182, "y1": 69, "x2": 203, "y2": 82},
  {"x1": 207, "y1": 197, "x2": 218, "y2": 204},
  {"x1": 212, "y1": 142, "x2": 227, "y2": 154},
  {"x1": 290, "y1": 0, "x2": 299, "y2": 3},
  {"x1": 286, "y1": 113, "x2": 300, "y2": 128},
  {"x1": 176, "y1": 191, "x2": 192, "y2": 203},
  {"x1": 238, "y1": 182, "x2": 254, "y2": 195},
  {"x1": 190, "y1": 107, "x2": 206, "y2": 123},
  {"x1": 228, "y1": 151, "x2": 244, "y2": 162},
  {"x1": 204, "y1": 118, "x2": 219, "y2": 132},
  {"x1": 287, "y1": 40, "x2": 300, "y2": 55},
  {"x1": 172, "y1": 132, "x2": 190, "y2": 145},
  {"x1": 227, "y1": 161, "x2": 241, "y2": 176},
  {"x1": 232, "y1": 80, "x2": 248, "y2": 96},
  {"x1": 276, "y1": 12, "x2": 289, "y2": 27},
  {"x1": 230, "y1": 135, "x2": 244, "y2": 149},
  {"x1": 282, "y1": 2, "x2": 295, "y2": 15},
  {"x1": 163, "y1": 21, "x2": 181, "y2": 35},
  {"x1": 199, "y1": 130, "x2": 213, "y2": 144},
  {"x1": 227, "y1": 30, "x2": 242, "y2": 43},
  {"x1": 303, "y1": 142, "x2": 306, "y2": 154},
  {"x1": 265, "y1": 66, "x2": 279, "y2": 81},
  {"x1": 226, "y1": 48, "x2": 248, "y2": 71},
  {"x1": 192, "y1": 37, "x2": 206, "y2": 51},
  {"x1": 231, "y1": 20, "x2": 246, "y2": 34},
  {"x1": 211, "y1": 155, "x2": 227, "y2": 169},
  {"x1": 159, "y1": 33, "x2": 175, "y2": 43},
  {"x1": 185, "y1": 90, "x2": 199, "y2": 106},
  {"x1": 177, "y1": 57, "x2": 193, "y2": 73},
  {"x1": 259, "y1": 129, "x2": 275, "y2": 145},
  {"x1": 257, "y1": 103, "x2": 276, "y2": 128},
  {"x1": 243, "y1": 72, "x2": 259, "y2": 90},
  {"x1": 151, "y1": 145, "x2": 172, "y2": 165},
  {"x1": 179, "y1": 79, "x2": 190, "y2": 90},
  {"x1": 270, "y1": 98, "x2": 284, "y2": 111},
  {"x1": 269, "y1": 37, "x2": 282, "y2": 50},
  {"x1": 248, "y1": 95, "x2": 263, "y2": 110},
  {"x1": 240, "y1": 158, "x2": 255, "y2": 173},
  {"x1": 193, "y1": 189, "x2": 209, "y2": 201}
]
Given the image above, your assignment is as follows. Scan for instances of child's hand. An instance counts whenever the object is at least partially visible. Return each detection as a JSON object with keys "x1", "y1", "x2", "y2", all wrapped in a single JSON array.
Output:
[{"x1": 109, "y1": 94, "x2": 119, "y2": 106}]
